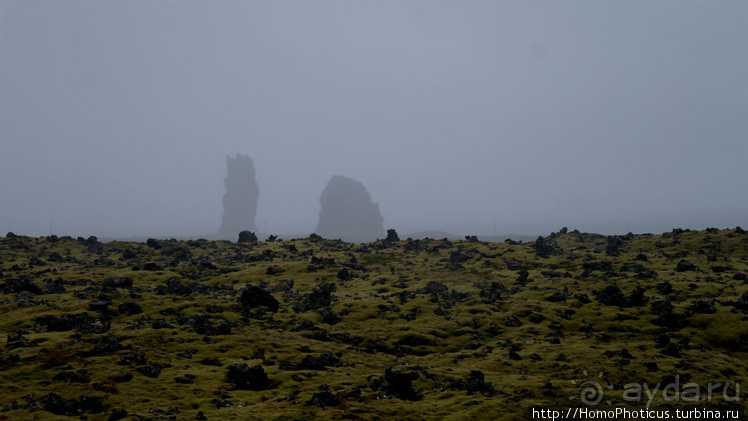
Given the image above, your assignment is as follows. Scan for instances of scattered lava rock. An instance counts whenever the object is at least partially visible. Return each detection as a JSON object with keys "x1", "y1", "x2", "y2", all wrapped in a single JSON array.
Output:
[
  {"x1": 238, "y1": 230, "x2": 258, "y2": 243},
  {"x1": 301, "y1": 282, "x2": 337, "y2": 311},
  {"x1": 38, "y1": 393, "x2": 104, "y2": 417},
  {"x1": 533, "y1": 236, "x2": 554, "y2": 258},
  {"x1": 676, "y1": 260, "x2": 699, "y2": 272},
  {"x1": 136, "y1": 364, "x2": 164, "y2": 378},
  {"x1": 594, "y1": 286, "x2": 625, "y2": 306},
  {"x1": 85, "y1": 334, "x2": 123, "y2": 356},
  {"x1": 118, "y1": 301, "x2": 142, "y2": 315},
  {"x1": 112, "y1": 372, "x2": 133, "y2": 383},
  {"x1": 691, "y1": 299, "x2": 717, "y2": 314},
  {"x1": 650, "y1": 299, "x2": 688, "y2": 330},
  {"x1": 239, "y1": 285, "x2": 280, "y2": 313},
  {"x1": 53, "y1": 370, "x2": 90, "y2": 384},
  {"x1": 624, "y1": 287, "x2": 648, "y2": 307},
  {"x1": 1, "y1": 277, "x2": 43, "y2": 294},
  {"x1": 372, "y1": 368, "x2": 422, "y2": 401},
  {"x1": 386, "y1": 229, "x2": 400, "y2": 243},
  {"x1": 731, "y1": 292, "x2": 748, "y2": 311},
  {"x1": 156, "y1": 278, "x2": 232, "y2": 296},
  {"x1": 450, "y1": 370, "x2": 495, "y2": 397},
  {"x1": 583, "y1": 261, "x2": 613, "y2": 272},
  {"x1": 296, "y1": 353, "x2": 342, "y2": 371},
  {"x1": 104, "y1": 277, "x2": 133, "y2": 288},
  {"x1": 226, "y1": 363, "x2": 271, "y2": 391},
  {"x1": 201, "y1": 357, "x2": 222, "y2": 366},
  {"x1": 176, "y1": 314, "x2": 233, "y2": 336},
  {"x1": 307, "y1": 384, "x2": 341, "y2": 409},
  {"x1": 88, "y1": 300, "x2": 110, "y2": 312},
  {"x1": 119, "y1": 352, "x2": 148, "y2": 366},
  {"x1": 37, "y1": 313, "x2": 109, "y2": 334},
  {"x1": 606, "y1": 235, "x2": 630, "y2": 256}
]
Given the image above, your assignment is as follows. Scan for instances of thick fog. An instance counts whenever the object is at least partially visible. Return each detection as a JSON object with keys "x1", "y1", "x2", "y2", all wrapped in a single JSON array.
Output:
[{"x1": 1, "y1": 1, "x2": 746, "y2": 239}]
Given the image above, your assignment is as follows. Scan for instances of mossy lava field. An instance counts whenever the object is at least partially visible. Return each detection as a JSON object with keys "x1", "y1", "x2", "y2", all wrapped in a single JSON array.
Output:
[{"x1": 1, "y1": 228, "x2": 747, "y2": 420}]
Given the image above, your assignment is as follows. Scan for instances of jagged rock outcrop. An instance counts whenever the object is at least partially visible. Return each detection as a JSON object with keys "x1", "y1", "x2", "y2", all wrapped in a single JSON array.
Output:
[
  {"x1": 217, "y1": 154, "x2": 259, "y2": 239},
  {"x1": 315, "y1": 175, "x2": 385, "y2": 243}
]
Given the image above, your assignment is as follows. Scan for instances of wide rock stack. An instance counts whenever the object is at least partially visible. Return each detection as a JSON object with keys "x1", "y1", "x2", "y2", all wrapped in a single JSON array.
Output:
[
  {"x1": 217, "y1": 154, "x2": 259, "y2": 239},
  {"x1": 315, "y1": 175, "x2": 385, "y2": 243}
]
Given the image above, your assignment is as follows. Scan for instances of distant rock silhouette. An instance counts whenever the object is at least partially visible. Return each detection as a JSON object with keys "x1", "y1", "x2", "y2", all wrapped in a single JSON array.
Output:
[
  {"x1": 217, "y1": 154, "x2": 259, "y2": 239},
  {"x1": 316, "y1": 175, "x2": 385, "y2": 243}
]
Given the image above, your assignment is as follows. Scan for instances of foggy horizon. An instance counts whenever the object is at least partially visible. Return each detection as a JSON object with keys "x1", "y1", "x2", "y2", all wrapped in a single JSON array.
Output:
[{"x1": 2, "y1": 1, "x2": 746, "y2": 240}]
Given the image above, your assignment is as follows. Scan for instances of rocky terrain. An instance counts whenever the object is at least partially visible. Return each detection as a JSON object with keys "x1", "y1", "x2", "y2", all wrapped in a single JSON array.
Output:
[{"x1": 0, "y1": 228, "x2": 746, "y2": 420}]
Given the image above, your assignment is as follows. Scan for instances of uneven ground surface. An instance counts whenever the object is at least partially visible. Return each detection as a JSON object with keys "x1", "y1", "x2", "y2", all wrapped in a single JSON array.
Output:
[{"x1": 0, "y1": 228, "x2": 747, "y2": 420}]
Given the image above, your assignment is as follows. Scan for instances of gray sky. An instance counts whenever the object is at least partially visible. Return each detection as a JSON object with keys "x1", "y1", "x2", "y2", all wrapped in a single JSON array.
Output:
[{"x1": 1, "y1": 1, "x2": 746, "y2": 238}]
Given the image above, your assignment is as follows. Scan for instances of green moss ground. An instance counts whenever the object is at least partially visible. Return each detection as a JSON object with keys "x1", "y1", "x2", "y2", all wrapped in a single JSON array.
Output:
[{"x1": 0, "y1": 228, "x2": 746, "y2": 420}]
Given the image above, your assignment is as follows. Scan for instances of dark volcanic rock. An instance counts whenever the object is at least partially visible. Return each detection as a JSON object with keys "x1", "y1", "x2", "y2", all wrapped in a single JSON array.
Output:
[
  {"x1": 691, "y1": 299, "x2": 717, "y2": 314},
  {"x1": 732, "y1": 292, "x2": 748, "y2": 311},
  {"x1": 156, "y1": 279, "x2": 192, "y2": 296},
  {"x1": 372, "y1": 368, "x2": 422, "y2": 401},
  {"x1": 300, "y1": 282, "x2": 337, "y2": 311},
  {"x1": 43, "y1": 278, "x2": 67, "y2": 294},
  {"x1": 200, "y1": 357, "x2": 222, "y2": 366},
  {"x1": 533, "y1": 236, "x2": 554, "y2": 258},
  {"x1": 37, "y1": 313, "x2": 108, "y2": 334},
  {"x1": 296, "y1": 353, "x2": 341, "y2": 370},
  {"x1": 112, "y1": 372, "x2": 133, "y2": 383},
  {"x1": 624, "y1": 287, "x2": 648, "y2": 307},
  {"x1": 650, "y1": 299, "x2": 688, "y2": 330},
  {"x1": 237, "y1": 230, "x2": 258, "y2": 243},
  {"x1": 119, "y1": 352, "x2": 148, "y2": 366},
  {"x1": 606, "y1": 235, "x2": 630, "y2": 256},
  {"x1": 226, "y1": 363, "x2": 271, "y2": 391},
  {"x1": 595, "y1": 286, "x2": 625, "y2": 306},
  {"x1": 315, "y1": 175, "x2": 385, "y2": 243},
  {"x1": 175, "y1": 315, "x2": 232, "y2": 336},
  {"x1": 135, "y1": 364, "x2": 163, "y2": 378},
  {"x1": 103, "y1": 277, "x2": 133, "y2": 289},
  {"x1": 85, "y1": 334, "x2": 122, "y2": 356},
  {"x1": 450, "y1": 370, "x2": 495, "y2": 397},
  {"x1": 156, "y1": 278, "x2": 233, "y2": 296},
  {"x1": 110, "y1": 409, "x2": 128, "y2": 420},
  {"x1": 583, "y1": 261, "x2": 613, "y2": 272},
  {"x1": 217, "y1": 153, "x2": 260, "y2": 239},
  {"x1": 53, "y1": 370, "x2": 90, "y2": 383},
  {"x1": 676, "y1": 260, "x2": 699, "y2": 272},
  {"x1": 88, "y1": 300, "x2": 110, "y2": 312},
  {"x1": 139, "y1": 262, "x2": 164, "y2": 271},
  {"x1": 151, "y1": 318, "x2": 173, "y2": 329},
  {"x1": 307, "y1": 384, "x2": 340, "y2": 409},
  {"x1": 656, "y1": 282, "x2": 674, "y2": 296},
  {"x1": 39, "y1": 393, "x2": 104, "y2": 417},
  {"x1": 0, "y1": 351, "x2": 20, "y2": 369},
  {"x1": 1, "y1": 277, "x2": 43, "y2": 295},
  {"x1": 239, "y1": 285, "x2": 280, "y2": 312},
  {"x1": 118, "y1": 302, "x2": 142, "y2": 315}
]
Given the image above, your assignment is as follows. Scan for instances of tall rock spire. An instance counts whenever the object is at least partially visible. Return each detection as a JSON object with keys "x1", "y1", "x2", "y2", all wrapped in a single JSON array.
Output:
[{"x1": 217, "y1": 153, "x2": 259, "y2": 239}]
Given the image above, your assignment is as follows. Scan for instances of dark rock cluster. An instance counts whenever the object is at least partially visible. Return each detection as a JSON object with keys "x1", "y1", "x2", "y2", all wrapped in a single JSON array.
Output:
[{"x1": 226, "y1": 363, "x2": 271, "y2": 391}]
